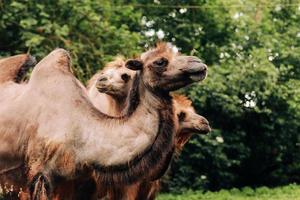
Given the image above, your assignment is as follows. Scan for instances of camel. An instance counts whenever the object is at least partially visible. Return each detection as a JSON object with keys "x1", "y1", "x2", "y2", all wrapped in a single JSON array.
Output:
[
  {"x1": 0, "y1": 54, "x2": 36, "y2": 84},
  {"x1": 0, "y1": 43, "x2": 207, "y2": 200},
  {"x1": 84, "y1": 58, "x2": 210, "y2": 200},
  {"x1": 0, "y1": 54, "x2": 36, "y2": 199}
]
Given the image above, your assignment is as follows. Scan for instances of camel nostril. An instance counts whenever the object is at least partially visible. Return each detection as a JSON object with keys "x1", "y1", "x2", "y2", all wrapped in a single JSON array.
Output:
[{"x1": 98, "y1": 77, "x2": 108, "y2": 82}]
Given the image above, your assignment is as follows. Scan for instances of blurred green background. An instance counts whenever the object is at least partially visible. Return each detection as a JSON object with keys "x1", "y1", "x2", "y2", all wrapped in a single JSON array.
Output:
[{"x1": 0, "y1": 0, "x2": 300, "y2": 197}]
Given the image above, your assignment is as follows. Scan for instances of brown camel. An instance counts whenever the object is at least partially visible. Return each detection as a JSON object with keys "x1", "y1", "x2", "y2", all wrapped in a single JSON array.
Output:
[
  {"x1": 85, "y1": 58, "x2": 210, "y2": 199},
  {"x1": 0, "y1": 43, "x2": 207, "y2": 200},
  {"x1": 0, "y1": 54, "x2": 36, "y2": 84},
  {"x1": 0, "y1": 54, "x2": 36, "y2": 199}
]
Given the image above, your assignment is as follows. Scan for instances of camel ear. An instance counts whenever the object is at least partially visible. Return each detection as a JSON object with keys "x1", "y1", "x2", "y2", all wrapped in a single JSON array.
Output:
[{"x1": 125, "y1": 59, "x2": 143, "y2": 71}]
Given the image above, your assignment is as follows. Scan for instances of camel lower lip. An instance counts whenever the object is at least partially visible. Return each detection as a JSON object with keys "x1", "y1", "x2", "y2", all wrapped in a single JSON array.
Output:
[
  {"x1": 96, "y1": 87, "x2": 108, "y2": 92},
  {"x1": 189, "y1": 73, "x2": 206, "y2": 81},
  {"x1": 196, "y1": 125, "x2": 211, "y2": 134}
]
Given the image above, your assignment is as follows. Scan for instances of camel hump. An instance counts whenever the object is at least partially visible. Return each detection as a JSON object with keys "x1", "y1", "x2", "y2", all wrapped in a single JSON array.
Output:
[
  {"x1": 28, "y1": 48, "x2": 75, "y2": 88},
  {"x1": 32, "y1": 48, "x2": 72, "y2": 75},
  {"x1": 0, "y1": 54, "x2": 36, "y2": 84},
  {"x1": 45, "y1": 48, "x2": 72, "y2": 73}
]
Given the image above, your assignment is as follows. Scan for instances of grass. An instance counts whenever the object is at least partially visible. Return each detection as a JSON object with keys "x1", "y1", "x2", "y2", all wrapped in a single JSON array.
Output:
[
  {"x1": 158, "y1": 184, "x2": 300, "y2": 200},
  {"x1": 1, "y1": 184, "x2": 299, "y2": 199}
]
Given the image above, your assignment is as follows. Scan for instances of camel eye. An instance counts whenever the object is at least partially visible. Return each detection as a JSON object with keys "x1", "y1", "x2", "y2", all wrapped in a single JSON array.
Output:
[
  {"x1": 153, "y1": 57, "x2": 168, "y2": 68},
  {"x1": 121, "y1": 73, "x2": 130, "y2": 83},
  {"x1": 178, "y1": 112, "x2": 186, "y2": 121}
]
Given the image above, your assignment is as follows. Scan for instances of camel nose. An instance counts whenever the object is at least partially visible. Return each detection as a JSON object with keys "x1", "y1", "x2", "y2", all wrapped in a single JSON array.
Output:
[
  {"x1": 194, "y1": 63, "x2": 207, "y2": 74},
  {"x1": 190, "y1": 114, "x2": 211, "y2": 134},
  {"x1": 200, "y1": 117, "x2": 210, "y2": 127},
  {"x1": 96, "y1": 76, "x2": 109, "y2": 92},
  {"x1": 187, "y1": 57, "x2": 207, "y2": 73},
  {"x1": 197, "y1": 116, "x2": 211, "y2": 134}
]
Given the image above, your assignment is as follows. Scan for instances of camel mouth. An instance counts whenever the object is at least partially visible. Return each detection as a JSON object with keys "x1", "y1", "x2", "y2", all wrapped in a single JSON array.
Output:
[
  {"x1": 95, "y1": 80, "x2": 109, "y2": 92},
  {"x1": 181, "y1": 123, "x2": 211, "y2": 135},
  {"x1": 188, "y1": 70, "x2": 207, "y2": 82},
  {"x1": 95, "y1": 83, "x2": 107, "y2": 92},
  {"x1": 195, "y1": 123, "x2": 211, "y2": 134},
  {"x1": 97, "y1": 89, "x2": 108, "y2": 94},
  {"x1": 96, "y1": 84, "x2": 122, "y2": 96},
  {"x1": 96, "y1": 85, "x2": 108, "y2": 93},
  {"x1": 180, "y1": 62, "x2": 207, "y2": 82},
  {"x1": 187, "y1": 63, "x2": 207, "y2": 82}
]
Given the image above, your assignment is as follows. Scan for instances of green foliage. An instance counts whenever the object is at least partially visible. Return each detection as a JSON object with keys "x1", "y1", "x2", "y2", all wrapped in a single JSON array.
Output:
[
  {"x1": 0, "y1": 0, "x2": 143, "y2": 82},
  {"x1": 158, "y1": 184, "x2": 300, "y2": 200},
  {"x1": 135, "y1": 0, "x2": 235, "y2": 64}
]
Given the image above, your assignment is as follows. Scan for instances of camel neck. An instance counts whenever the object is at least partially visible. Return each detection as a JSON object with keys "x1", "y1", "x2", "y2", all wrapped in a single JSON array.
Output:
[
  {"x1": 104, "y1": 94, "x2": 127, "y2": 116},
  {"x1": 88, "y1": 82, "x2": 127, "y2": 117}
]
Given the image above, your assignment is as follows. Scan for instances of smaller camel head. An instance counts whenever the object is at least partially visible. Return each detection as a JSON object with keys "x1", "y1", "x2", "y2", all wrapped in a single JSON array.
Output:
[
  {"x1": 95, "y1": 57, "x2": 136, "y2": 98},
  {"x1": 172, "y1": 94, "x2": 211, "y2": 150},
  {"x1": 125, "y1": 43, "x2": 207, "y2": 92}
]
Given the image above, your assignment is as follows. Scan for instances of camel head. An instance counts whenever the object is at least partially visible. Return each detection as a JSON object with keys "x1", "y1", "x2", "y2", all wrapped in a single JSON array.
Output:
[
  {"x1": 95, "y1": 57, "x2": 135, "y2": 99},
  {"x1": 172, "y1": 94, "x2": 211, "y2": 150},
  {"x1": 125, "y1": 43, "x2": 207, "y2": 92}
]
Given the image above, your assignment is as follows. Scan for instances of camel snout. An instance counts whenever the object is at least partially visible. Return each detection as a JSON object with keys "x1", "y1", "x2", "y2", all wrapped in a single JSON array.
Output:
[
  {"x1": 185, "y1": 60, "x2": 207, "y2": 74},
  {"x1": 194, "y1": 115, "x2": 211, "y2": 134},
  {"x1": 179, "y1": 57, "x2": 207, "y2": 82},
  {"x1": 95, "y1": 76, "x2": 111, "y2": 92}
]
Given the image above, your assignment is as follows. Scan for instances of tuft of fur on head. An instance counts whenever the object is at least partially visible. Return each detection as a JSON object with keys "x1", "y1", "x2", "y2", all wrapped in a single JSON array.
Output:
[
  {"x1": 141, "y1": 42, "x2": 179, "y2": 61},
  {"x1": 171, "y1": 93, "x2": 193, "y2": 108},
  {"x1": 156, "y1": 42, "x2": 178, "y2": 54},
  {"x1": 103, "y1": 56, "x2": 125, "y2": 70}
]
